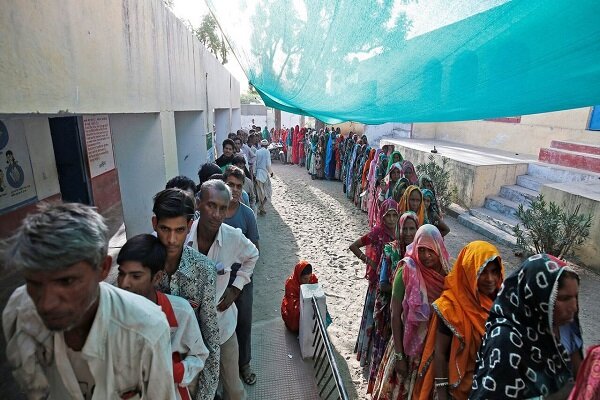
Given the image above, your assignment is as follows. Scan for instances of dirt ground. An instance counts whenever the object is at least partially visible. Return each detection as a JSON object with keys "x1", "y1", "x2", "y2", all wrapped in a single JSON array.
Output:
[{"x1": 255, "y1": 162, "x2": 600, "y2": 399}]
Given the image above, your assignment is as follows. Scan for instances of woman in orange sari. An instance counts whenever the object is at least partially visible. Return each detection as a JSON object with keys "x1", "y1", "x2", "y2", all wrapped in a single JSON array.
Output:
[
  {"x1": 281, "y1": 260, "x2": 318, "y2": 332},
  {"x1": 414, "y1": 241, "x2": 504, "y2": 400},
  {"x1": 398, "y1": 185, "x2": 426, "y2": 226}
]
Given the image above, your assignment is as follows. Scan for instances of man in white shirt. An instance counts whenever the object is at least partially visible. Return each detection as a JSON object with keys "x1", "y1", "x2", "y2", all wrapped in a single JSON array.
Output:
[
  {"x1": 2, "y1": 203, "x2": 176, "y2": 400},
  {"x1": 117, "y1": 233, "x2": 209, "y2": 400},
  {"x1": 187, "y1": 180, "x2": 259, "y2": 400},
  {"x1": 241, "y1": 133, "x2": 257, "y2": 177},
  {"x1": 254, "y1": 139, "x2": 274, "y2": 215}
]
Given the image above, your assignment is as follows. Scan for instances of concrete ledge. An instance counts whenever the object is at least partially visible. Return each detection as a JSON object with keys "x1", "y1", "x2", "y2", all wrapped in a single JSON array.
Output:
[
  {"x1": 541, "y1": 181, "x2": 600, "y2": 272},
  {"x1": 380, "y1": 138, "x2": 532, "y2": 208}
]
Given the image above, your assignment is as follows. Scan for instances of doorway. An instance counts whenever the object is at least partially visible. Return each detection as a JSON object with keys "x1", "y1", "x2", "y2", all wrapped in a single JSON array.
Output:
[{"x1": 49, "y1": 116, "x2": 92, "y2": 204}]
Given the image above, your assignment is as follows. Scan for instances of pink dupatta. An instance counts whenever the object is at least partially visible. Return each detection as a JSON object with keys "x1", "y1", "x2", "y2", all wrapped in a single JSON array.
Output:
[{"x1": 400, "y1": 224, "x2": 450, "y2": 357}]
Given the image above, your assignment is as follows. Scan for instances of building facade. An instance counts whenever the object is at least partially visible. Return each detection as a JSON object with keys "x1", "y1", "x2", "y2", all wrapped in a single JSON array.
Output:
[{"x1": 0, "y1": 0, "x2": 241, "y2": 237}]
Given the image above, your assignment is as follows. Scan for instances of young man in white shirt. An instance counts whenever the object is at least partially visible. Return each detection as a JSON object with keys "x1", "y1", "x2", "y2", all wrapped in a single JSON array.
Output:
[
  {"x1": 117, "y1": 234, "x2": 209, "y2": 400},
  {"x1": 254, "y1": 139, "x2": 274, "y2": 215},
  {"x1": 187, "y1": 180, "x2": 259, "y2": 400},
  {"x1": 2, "y1": 203, "x2": 176, "y2": 399}
]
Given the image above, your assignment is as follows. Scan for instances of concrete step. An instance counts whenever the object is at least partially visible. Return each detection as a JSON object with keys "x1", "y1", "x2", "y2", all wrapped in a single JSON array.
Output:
[
  {"x1": 527, "y1": 162, "x2": 600, "y2": 184},
  {"x1": 469, "y1": 207, "x2": 521, "y2": 236},
  {"x1": 484, "y1": 196, "x2": 524, "y2": 219},
  {"x1": 499, "y1": 184, "x2": 539, "y2": 205},
  {"x1": 539, "y1": 147, "x2": 600, "y2": 174},
  {"x1": 516, "y1": 174, "x2": 551, "y2": 192},
  {"x1": 551, "y1": 140, "x2": 600, "y2": 156},
  {"x1": 458, "y1": 213, "x2": 517, "y2": 247}
]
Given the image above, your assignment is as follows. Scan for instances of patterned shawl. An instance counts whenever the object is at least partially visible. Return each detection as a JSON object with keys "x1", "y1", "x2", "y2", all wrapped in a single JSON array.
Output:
[{"x1": 471, "y1": 254, "x2": 580, "y2": 399}]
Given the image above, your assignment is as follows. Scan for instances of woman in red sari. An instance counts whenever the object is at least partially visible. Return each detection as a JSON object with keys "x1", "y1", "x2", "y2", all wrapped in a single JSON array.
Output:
[
  {"x1": 292, "y1": 125, "x2": 300, "y2": 164},
  {"x1": 281, "y1": 260, "x2": 318, "y2": 332}
]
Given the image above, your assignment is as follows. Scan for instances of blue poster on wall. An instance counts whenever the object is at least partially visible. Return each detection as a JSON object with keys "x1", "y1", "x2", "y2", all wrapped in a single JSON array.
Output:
[
  {"x1": 0, "y1": 119, "x2": 38, "y2": 214},
  {"x1": 589, "y1": 106, "x2": 600, "y2": 131}
]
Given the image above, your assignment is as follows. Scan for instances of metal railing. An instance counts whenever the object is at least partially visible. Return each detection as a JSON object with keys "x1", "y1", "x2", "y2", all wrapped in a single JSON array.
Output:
[{"x1": 311, "y1": 296, "x2": 350, "y2": 400}]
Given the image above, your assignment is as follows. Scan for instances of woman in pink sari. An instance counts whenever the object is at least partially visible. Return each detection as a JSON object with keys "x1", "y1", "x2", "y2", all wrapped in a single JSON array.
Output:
[
  {"x1": 372, "y1": 224, "x2": 450, "y2": 400},
  {"x1": 350, "y1": 199, "x2": 399, "y2": 367}
]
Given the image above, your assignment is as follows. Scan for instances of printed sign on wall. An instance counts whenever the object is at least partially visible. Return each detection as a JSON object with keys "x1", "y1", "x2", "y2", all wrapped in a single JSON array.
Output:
[
  {"x1": 83, "y1": 115, "x2": 116, "y2": 178},
  {"x1": 0, "y1": 119, "x2": 38, "y2": 214},
  {"x1": 206, "y1": 131, "x2": 216, "y2": 162}
]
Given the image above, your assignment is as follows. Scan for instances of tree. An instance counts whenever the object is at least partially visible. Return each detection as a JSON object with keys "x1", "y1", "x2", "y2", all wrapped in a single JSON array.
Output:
[{"x1": 195, "y1": 14, "x2": 228, "y2": 64}]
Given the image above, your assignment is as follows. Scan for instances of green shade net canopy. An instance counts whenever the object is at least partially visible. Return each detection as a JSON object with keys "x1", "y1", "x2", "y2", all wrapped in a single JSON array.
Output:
[{"x1": 206, "y1": 0, "x2": 600, "y2": 124}]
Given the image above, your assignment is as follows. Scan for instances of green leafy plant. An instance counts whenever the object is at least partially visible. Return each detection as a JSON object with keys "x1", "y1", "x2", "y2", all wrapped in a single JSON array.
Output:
[
  {"x1": 513, "y1": 194, "x2": 593, "y2": 259},
  {"x1": 415, "y1": 154, "x2": 458, "y2": 212}
]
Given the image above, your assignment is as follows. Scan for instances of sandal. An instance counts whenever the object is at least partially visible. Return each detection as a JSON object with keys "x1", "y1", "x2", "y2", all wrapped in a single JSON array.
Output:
[{"x1": 240, "y1": 364, "x2": 257, "y2": 385}]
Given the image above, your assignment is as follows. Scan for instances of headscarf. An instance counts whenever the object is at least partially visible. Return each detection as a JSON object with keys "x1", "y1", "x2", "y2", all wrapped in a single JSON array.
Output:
[
  {"x1": 364, "y1": 198, "x2": 398, "y2": 282},
  {"x1": 401, "y1": 160, "x2": 419, "y2": 185},
  {"x1": 387, "y1": 151, "x2": 404, "y2": 173},
  {"x1": 398, "y1": 185, "x2": 426, "y2": 226},
  {"x1": 400, "y1": 224, "x2": 450, "y2": 357},
  {"x1": 419, "y1": 174, "x2": 433, "y2": 190},
  {"x1": 281, "y1": 260, "x2": 318, "y2": 332},
  {"x1": 383, "y1": 162, "x2": 402, "y2": 185},
  {"x1": 568, "y1": 345, "x2": 600, "y2": 399},
  {"x1": 392, "y1": 211, "x2": 420, "y2": 264},
  {"x1": 419, "y1": 174, "x2": 440, "y2": 214},
  {"x1": 471, "y1": 254, "x2": 580, "y2": 399},
  {"x1": 416, "y1": 241, "x2": 505, "y2": 400},
  {"x1": 392, "y1": 177, "x2": 410, "y2": 203}
]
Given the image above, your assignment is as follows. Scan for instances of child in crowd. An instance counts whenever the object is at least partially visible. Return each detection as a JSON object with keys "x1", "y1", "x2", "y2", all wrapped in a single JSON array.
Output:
[
  {"x1": 281, "y1": 260, "x2": 318, "y2": 332},
  {"x1": 117, "y1": 234, "x2": 209, "y2": 400}
]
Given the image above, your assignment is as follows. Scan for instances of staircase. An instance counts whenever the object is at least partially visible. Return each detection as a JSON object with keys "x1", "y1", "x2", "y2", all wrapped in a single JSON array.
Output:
[{"x1": 458, "y1": 140, "x2": 600, "y2": 247}]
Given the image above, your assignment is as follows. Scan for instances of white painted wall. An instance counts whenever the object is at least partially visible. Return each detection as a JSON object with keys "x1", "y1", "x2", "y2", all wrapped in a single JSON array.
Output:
[
  {"x1": 231, "y1": 108, "x2": 241, "y2": 132},
  {"x1": 214, "y1": 109, "x2": 230, "y2": 154},
  {"x1": 364, "y1": 123, "x2": 413, "y2": 147},
  {"x1": 110, "y1": 113, "x2": 165, "y2": 237},
  {"x1": 175, "y1": 111, "x2": 205, "y2": 181},
  {"x1": 412, "y1": 107, "x2": 600, "y2": 155},
  {"x1": 0, "y1": 0, "x2": 239, "y2": 115},
  {"x1": 241, "y1": 116, "x2": 267, "y2": 130}
]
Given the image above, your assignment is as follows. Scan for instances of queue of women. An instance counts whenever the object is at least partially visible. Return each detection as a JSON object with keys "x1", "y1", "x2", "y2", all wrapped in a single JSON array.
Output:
[
  {"x1": 339, "y1": 144, "x2": 595, "y2": 399},
  {"x1": 271, "y1": 127, "x2": 598, "y2": 399}
]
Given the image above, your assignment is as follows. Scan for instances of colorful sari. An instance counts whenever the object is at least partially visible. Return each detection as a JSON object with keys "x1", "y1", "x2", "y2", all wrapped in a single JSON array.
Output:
[
  {"x1": 368, "y1": 212, "x2": 420, "y2": 393},
  {"x1": 415, "y1": 241, "x2": 504, "y2": 400},
  {"x1": 335, "y1": 130, "x2": 344, "y2": 180},
  {"x1": 398, "y1": 185, "x2": 426, "y2": 226},
  {"x1": 355, "y1": 198, "x2": 397, "y2": 366},
  {"x1": 281, "y1": 260, "x2": 318, "y2": 332},
  {"x1": 380, "y1": 162, "x2": 402, "y2": 201},
  {"x1": 387, "y1": 151, "x2": 404, "y2": 172},
  {"x1": 568, "y1": 345, "x2": 600, "y2": 400},
  {"x1": 401, "y1": 161, "x2": 419, "y2": 185},
  {"x1": 471, "y1": 254, "x2": 580, "y2": 399},
  {"x1": 372, "y1": 224, "x2": 450, "y2": 400}
]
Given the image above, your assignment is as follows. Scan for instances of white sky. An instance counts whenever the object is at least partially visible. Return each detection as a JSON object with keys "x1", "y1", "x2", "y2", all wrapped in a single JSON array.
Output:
[{"x1": 172, "y1": 0, "x2": 250, "y2": 92}]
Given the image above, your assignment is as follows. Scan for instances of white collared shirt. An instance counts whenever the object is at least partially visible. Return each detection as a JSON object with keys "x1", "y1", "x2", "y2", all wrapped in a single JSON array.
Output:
[
  {"x1": 186, "y1": 220, "x2": 259, "y2": 344},
  {"x1": 3, "y1": 283, "x2": 176, "y2": 400}
]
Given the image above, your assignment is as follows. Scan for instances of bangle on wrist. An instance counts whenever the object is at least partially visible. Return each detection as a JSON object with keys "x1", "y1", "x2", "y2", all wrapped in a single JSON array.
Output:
[
  {"x1": 394, "y1": 351, "x2": 405, "y2": 361},
  {"x1": 434, "y1": 377, "x2": 449, "y2": 388}
]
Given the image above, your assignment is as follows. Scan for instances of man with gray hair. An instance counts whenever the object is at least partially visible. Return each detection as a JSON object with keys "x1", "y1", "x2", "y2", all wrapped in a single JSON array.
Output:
[
  {"x1": 186, "y1": 180, "x2": 258, "y2": 400},
  {"x1": 2, "y1": 203, "x2": 176, "y2": 399}
]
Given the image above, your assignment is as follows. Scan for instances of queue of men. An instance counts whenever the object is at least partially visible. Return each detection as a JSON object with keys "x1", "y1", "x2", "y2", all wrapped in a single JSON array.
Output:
[{"x1": 1, "y1": 131, "x2": 272, "y2": 399}]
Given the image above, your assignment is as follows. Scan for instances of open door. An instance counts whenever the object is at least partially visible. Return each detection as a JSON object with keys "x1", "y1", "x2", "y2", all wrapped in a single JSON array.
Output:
[{"x1": 49, "y1": 116, "x2": 93, "y2": 204}]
